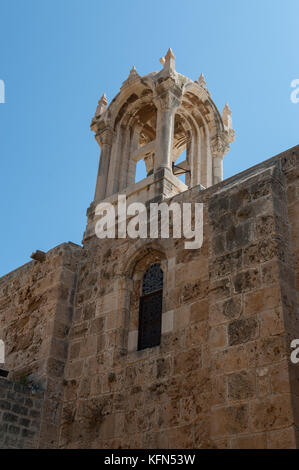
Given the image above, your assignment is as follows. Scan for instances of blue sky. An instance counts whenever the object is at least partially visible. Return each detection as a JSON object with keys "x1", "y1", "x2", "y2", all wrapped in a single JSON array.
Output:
[{"x1": 0, "y1": 0, "x2": 298, "y2": 276}]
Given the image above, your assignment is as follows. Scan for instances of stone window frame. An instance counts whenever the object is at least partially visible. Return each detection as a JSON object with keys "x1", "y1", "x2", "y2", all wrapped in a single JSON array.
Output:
[
  {"x1": 123, "y1": 248, "x2": 174, "y2": 354},
  {"x1": 137, "y1": 263, "x2": 164, "y2": 351}
]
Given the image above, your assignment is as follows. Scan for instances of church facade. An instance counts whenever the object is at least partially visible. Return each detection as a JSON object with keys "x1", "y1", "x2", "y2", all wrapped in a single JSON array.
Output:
[{"x1": 0, "y1": 50, "x2": 299, "y2": 449}]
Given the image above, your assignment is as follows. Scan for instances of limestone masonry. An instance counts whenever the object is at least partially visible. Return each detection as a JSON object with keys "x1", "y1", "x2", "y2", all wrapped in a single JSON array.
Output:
[{"x1": 1, "y1": 50, "x2": 299, "y2": 449}]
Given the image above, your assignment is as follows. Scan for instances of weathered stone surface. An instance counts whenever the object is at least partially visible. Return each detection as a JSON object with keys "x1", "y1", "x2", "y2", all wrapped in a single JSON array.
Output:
[
  {"x1": 233, "y1": 269, "x2": 261, "y2": 294},
  {"x1": 231, "y1": 433, "x2": 267, "y2": 449},
  {"x1": 0, "y1": 61, "x2": 299, "y2": 451},
  {"x1": 211, "y1": 404, "x2": 249, "y2": 437},
  {"x1": 267, "y1": 426, "x2": 297, "y2": 449},
  {"x1": 250, "y1": 395, "x2": 293, "y2": 432},
  {"x1": 227, "y1": 371, "x2": 256, "y2": 400},
  {"x1": 228, "y1": 317, "x2": 259, "y2": 346},
  {"x1": 0, "y1": 378, "x2": 43, "y2": 449}
]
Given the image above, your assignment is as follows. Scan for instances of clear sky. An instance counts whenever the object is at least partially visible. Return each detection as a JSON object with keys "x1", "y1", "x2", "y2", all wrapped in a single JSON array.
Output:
[{"x1": 0, "y1": 0, "x2": 298, "y2": 277}]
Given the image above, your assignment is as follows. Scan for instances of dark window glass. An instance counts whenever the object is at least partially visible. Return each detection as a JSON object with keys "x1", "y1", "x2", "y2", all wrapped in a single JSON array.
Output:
[
  {"x1": 142, "y1": 263, "x2": 163, "y2": 295},
  {"x1": 138, "y1": 264, "x2": 163, "y2": 350}
]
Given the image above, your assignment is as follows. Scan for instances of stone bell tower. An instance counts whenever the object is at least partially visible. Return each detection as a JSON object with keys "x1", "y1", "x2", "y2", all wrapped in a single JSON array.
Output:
[
  {"x1": 84, "y1": 49, "x2": 234, "y2": 239},
  {"x1": 1, "y1": 47, "x2": 299, "y2": 450}
]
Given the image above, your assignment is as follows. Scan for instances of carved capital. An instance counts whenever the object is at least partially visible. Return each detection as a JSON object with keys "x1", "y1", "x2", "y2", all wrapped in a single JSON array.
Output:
[
  {"x1": 227, "y1": 128, "x2": 235, "y2": 145},
  {"x1": 210, "y1": 132, "x2": 231, "y2": 157},
  {"x1": 91, "y1": 114, "x2": 110, "y2": 134},
  {"x1": 154, "y1": 79, "x2": 182, "y2": 112},
  {"x1": 95, "y1": 126, "x2": 115, "y2": 147}
]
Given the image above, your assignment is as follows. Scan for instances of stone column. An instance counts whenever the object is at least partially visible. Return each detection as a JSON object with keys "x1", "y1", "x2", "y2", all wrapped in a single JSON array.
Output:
[
  {"x1": 185, "y1": 137, "x2": 192, "y2": 187},
  {"x1": 127, "y1": 124, "x2": 142, "y2": 186},
  {"x1": 118, "y1": 127, "x2": 131, "y2": 191},
  {"x1": 212, "y1": 154, "x2": 224, "y2": 184},
  {"x1": 154, "y1": 80, "x2": 182, "y2": 172},
  {"x1": 106, "y1": 124, "x2": 124, "y2": 197},
  {"x1": 211, "y1": 133, "x2": 228, "y2": 185},
  {"x1": 94, "y1": 127, "x2": 114, "y2": 201}
]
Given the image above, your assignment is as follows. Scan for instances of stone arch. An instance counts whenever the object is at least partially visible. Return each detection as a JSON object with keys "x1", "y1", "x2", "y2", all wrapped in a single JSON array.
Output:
[
  {"x1": 183, "y1": 82, "x2": 225, "y2": 136},
  {"x1": 110, "y1": 78, "x2": 156, "y2": 129},
  {"x1": 120, "y1": 239, "x2": 171, "y2": 278},
  {"x1": 117, "y1": 240, "x2": 175, "y2": 354},
  {"x1": 109, "y1": 92, "x2": 158, "y2": 193},
  {"x1": 90, "y1": 50, "x2": 234, "y2": 204}
]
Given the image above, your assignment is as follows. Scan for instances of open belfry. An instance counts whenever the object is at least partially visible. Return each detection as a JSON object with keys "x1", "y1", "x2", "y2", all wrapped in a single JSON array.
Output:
[{"x1": 1, "y1": 49, "x2": 299, "y2": 449}]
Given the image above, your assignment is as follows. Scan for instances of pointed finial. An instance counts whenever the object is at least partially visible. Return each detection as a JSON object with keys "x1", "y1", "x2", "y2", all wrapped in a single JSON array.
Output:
[
  {"x1": 222, "y1": 102, "x2": 234, "y2": 139},
  {"x1": 129, "y1": 65, "x2": 138, "y2": 76},
  {"x1": 121, "y1": 66, "x2": 140, "y2": 88},
  {"x1": 197, "y1": 73, "x2": 206, "y2": 87},
  {"x1": 223, "y1": 102, "x2": 232, "y2": 116},
  {"x1": 100, "y1": 93, "x2": 108, "y2": 104},
  {"x1": 160, "y1": 47, "x2": 175, "y2": 75},
  {"x1": 95, "y1": 93, "x2": 108, "y2": 118},
  {"x1": 165, "y1": 47, "x2": 175, "y2": 61},
  {"x1": 127, "y1": 65, "x2": 139, "y2": 81}
]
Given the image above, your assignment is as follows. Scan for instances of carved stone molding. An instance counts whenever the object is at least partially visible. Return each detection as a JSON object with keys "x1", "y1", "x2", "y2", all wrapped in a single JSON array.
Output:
[
  {"x1": 95, "y1": 94, "x2": 108, "y2": 118},
  {"x1": 144, "y1": 152, "x2": 154, "y2": 175},
  {"x1": 121, "y1": 66, "x2": 140, "y2": 89},
  {"x1": 154, "y1": 79, "x2": 182, "y2": 112},
  {"x1": 210, "y1": 132, "x2": 231, "y2": 157},
  {"x1": 95, "y1": 126, "x2": 115, "y2": 147},
  {"x1": 196, "y1": 73, "x2": 207, "y2": 88}
]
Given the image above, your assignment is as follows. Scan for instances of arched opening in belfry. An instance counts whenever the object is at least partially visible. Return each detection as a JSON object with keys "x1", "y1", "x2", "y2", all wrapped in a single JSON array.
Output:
[
  {"x1": 132, "y1": 102, "x2": 157, "y2": 184},
  {"x1": 175, "y1": 149, "x2": 187, "y2": 184},
  {"x1": 172, "y1": 114, "x2": 191, "y2": 187},
  {"x1": 135, "y1": 159, "x2": 147, "y2": 183}
]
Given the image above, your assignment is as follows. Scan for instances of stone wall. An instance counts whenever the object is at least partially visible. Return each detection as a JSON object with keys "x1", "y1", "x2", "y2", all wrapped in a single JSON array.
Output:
[
  {"x1": 0, "y1": 377, "x2": 43, "y2": 449},
  {"x1": 59, "y1": 146, "x2": 299, "y2": 449},
  {"x1": 0, "y1": 242, "x2": 82, "y2": 448},
  {"x1": 0, "y1": 145, "x2": 298, "y2": 449},
  {"x1": 0, "y1": 242, "x2": 81, "y2": 380},
  {"x1": 206, "y1": 156, "x2": 299, "y2": 448}
]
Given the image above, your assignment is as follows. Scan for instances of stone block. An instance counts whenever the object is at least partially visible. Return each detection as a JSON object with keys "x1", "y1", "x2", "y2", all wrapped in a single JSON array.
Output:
[
  {"x1": 211, "y1": 404, "x2": 249, "y2": 437},
  {"x1": 231, "y1": 433, "x2": 267, "y2": 449},
  {"x1": 227, "y1": 371, "x2": 256, "y2": 400},
  {"x1": 185, "y1": 321, "x2": 208, "y2": 347},
  {"x1": 174, "y1": 348, "x2": 202, "y2": 374},
  {"x1": 161, "y1": 310, "x2": 174, "y2": 334},
  {"x1": 228, "y1": 317, "x2": 259, "y2": 346},
  {"x1": 213, "y1": 345, "x2": 247, "y2": 374},
  {"x1": 250, "y1": 395, "x2": 293, "y2": 432},
  {"x1": 209, "y1": 324, "x2": 227, "y2": 349},
  {"x1": 246, "y1": 336, "x2": 287, "y2": 368},
  {"x1": 267, "y1": 426, "x2": 296, "y2": 449},
  {"x1": 233, "y1": 269, "x2": 261, "y2": 294},
  {"x1": 190, "y1": 300, "x2": 208, "y2": 323}
]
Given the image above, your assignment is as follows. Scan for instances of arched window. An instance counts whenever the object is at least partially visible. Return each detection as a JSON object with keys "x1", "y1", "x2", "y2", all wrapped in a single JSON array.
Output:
[{"x1": 137, "y1": 263, "x2": 163, "y2": 351}]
